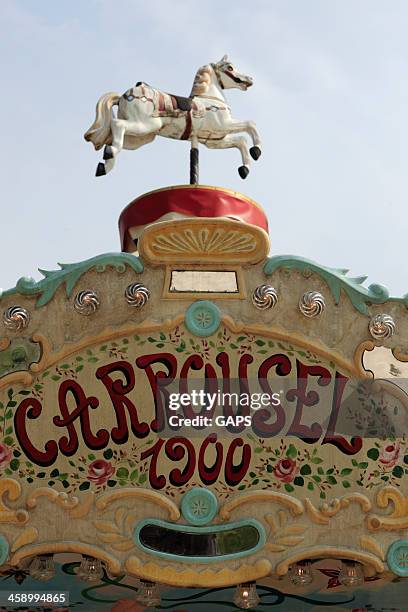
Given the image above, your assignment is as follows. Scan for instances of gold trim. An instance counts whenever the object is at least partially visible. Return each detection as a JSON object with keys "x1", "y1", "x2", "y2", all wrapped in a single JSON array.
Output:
[
  {"x1": 0, "y1": 338, "x2": 10, "y2": 352},
  {"x1": 94, "y1": 507, "x2": 135, "y2": 552},
  {"x1": 359, "y1": 535, "x2": 385, "y2": 561},
  {"x1": 11, "y1": 528, "x2": 38, "y2": 552},
  {"x1": 219, "y1": 491, "x2": 304, "y2": 521},
  {"x1": 367, "y1": 486, "x2": 408, "y2": 531},
  {"x1": 139, "y1": 218, "x2": 270, "y2": 266},
  {"x1": 0, "y1": 333, "x2": 50, "y2": 391},
  {"x1": 26, "y1": 489, "x2": 80, "y2": 512},
  {"x1": 125, "y1": 556, "x2": 272, "y2": 587},
  {"x1": 0, "y1": 479, "x2": 28, "y2": 524},
  {"x1": 394, "y1": 347, "x2": 408, "y2": 362},
  {"x1": 69, "y1": 493, "x2": 95, "y2": 519},
  {"x1": 223, "y1": 317, "x2": 366, "y2": 377},
  {"x1": 5, "y1": 316, "x2": 366, "y2": 379},
  {"x1": 353, "y1": 340, "x2": 376, "y2": 379},
  {"x1": 303, "y1": 494, "x2": 371, "y2": 525},
  {"x1": 11, "y1": 543, "x2": 121, "y2": 575},
  {"x1": 95, "y1": 489, "x2": 180, "y2": 521},
  {"x1": 275, "y1": 547, "x2": 384, "y2": 577},
  {"x1": 0, "y1": 371, "x2": 35, "y2": 391}
]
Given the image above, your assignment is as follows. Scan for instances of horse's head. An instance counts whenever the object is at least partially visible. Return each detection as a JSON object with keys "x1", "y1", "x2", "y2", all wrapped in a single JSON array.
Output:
[{"x1": 212, "y1": 55, "x2": 253, "y2": 91}]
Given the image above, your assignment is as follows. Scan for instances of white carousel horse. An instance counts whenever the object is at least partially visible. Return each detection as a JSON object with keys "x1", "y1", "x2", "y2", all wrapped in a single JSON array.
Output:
[{"x1": 84, "y1": 55, "x2": 261, "y2": 179}]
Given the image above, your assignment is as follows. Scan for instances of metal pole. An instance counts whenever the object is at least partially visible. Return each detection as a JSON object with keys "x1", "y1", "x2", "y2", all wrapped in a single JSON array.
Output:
[{"x1": 190, "y1": 139, "x2": 199, "y2": 185}]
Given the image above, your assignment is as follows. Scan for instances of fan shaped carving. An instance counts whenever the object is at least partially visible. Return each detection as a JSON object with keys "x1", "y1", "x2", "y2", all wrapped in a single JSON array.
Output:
[{"x1": 139, "y1": 218, "x2": 270, "y2": 264}]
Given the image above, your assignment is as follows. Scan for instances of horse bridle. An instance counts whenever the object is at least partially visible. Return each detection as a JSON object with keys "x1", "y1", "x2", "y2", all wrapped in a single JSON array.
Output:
[
  {"x1": 211, "y1": 63, "x2": 249, "y2": 89},
  {"x1": 211, "y1": 63, "x2": 226, "y2": 89}
]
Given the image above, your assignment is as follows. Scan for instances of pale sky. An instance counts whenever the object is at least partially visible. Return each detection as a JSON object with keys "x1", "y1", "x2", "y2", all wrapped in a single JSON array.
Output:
[{"x1": 1, "y1": 0, "x2": 407, "y2": 297}]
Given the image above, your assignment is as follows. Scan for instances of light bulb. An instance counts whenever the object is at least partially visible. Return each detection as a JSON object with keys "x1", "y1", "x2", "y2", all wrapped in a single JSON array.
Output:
[
  {"x1": 338, "y1": 560, "x2": 364, "y2": 587},
  {"x1": 289, "y1": 559, "x2": 313, "y2": 585},
  {"x1": 29, "y1": 555, "x2": 56, "y2": 582},
  {"x1": 136, "y1": 580, "x2": 161, "y2": 607},
  {"x1": 76, "y1": 555, "x2": 104, "y2": 583},
  {"x1": 233, "y1": 582, "x2": 260, "y2": 609}
]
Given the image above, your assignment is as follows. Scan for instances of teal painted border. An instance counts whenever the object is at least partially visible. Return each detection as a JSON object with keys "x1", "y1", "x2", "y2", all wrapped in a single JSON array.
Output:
[
  {"x1": 0, "y1": 534, "x2": 9, "y2": 565},
  {"x1": 0, "y1": 253, "x2": 144, "y2": 308},
  {"x1": 181, "y1": 488, "x2": 218, "y2": 526},
  {"x1": 264, "y1": 255, "x2": 408, "y2": 316},
  {"x1": 185, "y1": 301, "x2": 221, "y2": 337},
  {"x1": 387, "y1": 539, "x2": 408, "y2": 576},
  {"x1": 134, "y1": 518, "x2": 266, "y2": 563}
]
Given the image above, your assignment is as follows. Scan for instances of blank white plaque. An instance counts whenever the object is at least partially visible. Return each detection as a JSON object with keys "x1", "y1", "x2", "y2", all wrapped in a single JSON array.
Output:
[{"x1": 170, "y1": 270, "x2": 238, "y2": 293}]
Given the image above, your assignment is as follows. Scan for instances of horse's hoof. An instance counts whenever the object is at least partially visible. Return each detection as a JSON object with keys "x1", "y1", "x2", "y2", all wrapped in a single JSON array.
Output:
[
  {"x1": 95, "y1": 162, "x2": 106, "y2": 177},
  {"x1": 103, "y1": 145, "x2": 114, "y2": 160},
  {"x1": 250, "y1": 146, "x2": 262, "y2": 161},
  {"x1": 238, "y1": 165, "x2": 249, "y2": 179}
]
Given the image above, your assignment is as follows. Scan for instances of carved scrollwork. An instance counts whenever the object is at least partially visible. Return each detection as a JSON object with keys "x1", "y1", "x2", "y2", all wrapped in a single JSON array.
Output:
[
  {"x1": 264, "y1": 510, "x2": 307, "y2": 552},
  {"x1": 219, "y1": 491, "x2": 304, "y2": 521},
  {"x1": 124, "y1": 556, "x2": 272, "y2": 587},
  {"x1": 11, "y1": 528, "x2": 38, "y2": 553},
  {"x1": 368, "y1": 487, "x2": 408, "y2": 531},
  {"x1": 0, "y1": 479, "x2": 28, "y2": 524},
  {"x1": 94, "y1": 507, "x2": 135, "y2": 552},
  {"x1": 304, "y1": 494, "x2": 371, "y2": 525}
]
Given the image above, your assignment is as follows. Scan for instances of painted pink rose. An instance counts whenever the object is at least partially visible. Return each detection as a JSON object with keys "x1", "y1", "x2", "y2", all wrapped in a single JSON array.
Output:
[
  {"x1": 0, "y1": 443, "x2": 12, "y2": 469},
  {"x1": 379, "y1": 443, "x2": 401, "y2": 468},
  {"x1": 274, "y1": 458, "x2": 299, "y2": 483},
  {"x1": 87, "y1": 459, "x2": 115, "y2": 485}
]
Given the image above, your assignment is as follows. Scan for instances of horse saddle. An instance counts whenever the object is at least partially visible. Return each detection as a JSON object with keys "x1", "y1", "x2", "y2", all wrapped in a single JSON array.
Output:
[
  {"x1": 155, "y1": 91, "x2": 204, "y2": 118},
  {"x1": 169, "y1": 94, "x2": 193, "y2": 112}
]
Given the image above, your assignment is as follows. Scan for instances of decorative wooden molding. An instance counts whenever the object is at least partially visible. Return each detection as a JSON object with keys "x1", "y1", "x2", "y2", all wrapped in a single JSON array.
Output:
[
  {"x1": 219, "y1": 491, "x2": 304, "y2": 521},
  {"x1": 0, "y1": 333, "x2": 50, "y2": 390},
  {"x1": 125, "y1": 556, "x2": 272, "y2": 587},
  {"x1": 305, "y1": 493, "x2": 372, "y2": 525},
  {"x1": 0, "y1": 339, "x2": 10, "y2": 352},
  {"x1": 394, "y1": 346, "x2": 408, "y2": 362},
  {"x1": 25, "y1": 488, "x2": 95, "y2": 519},
  {"x1": 359, "y1": 535, "x2": 385, "y2": 561},
  {"x1": 139, "y1": 218, "x2": 270, "y2": 266},
  {"x1": 95, "y1": 488, "x2": 180, "y2": 521},
  {"x1": 2, "y1": 317, "x2": 368, "y2": 380},
  {"x1": 94, "y1": 507, "x2": 135, "y2": 552},
  {"x1": 275, "y1": 547, "x2": 384, "y2": 578},
  {"x1": 27, "y1": 489, "x2": 80, "y2": 512},
  {"x1": 11, "y1": 527, "x2": 38, "y2": 553},
  {"x1": 0, "y1": 479, "x2": 28, "y2": 525},
  {"x1": 264, "y1": 511, "x2": 307, "y2": 552},
  {"x1": 368, "y1": 486, "x2": 408, "y2": 531},
  {"x1": 10, "y1": 543, "x2": 121, "y2": 575},
  {"x1": 69, "y1": 493, "x2": 95, "y2": 519}
]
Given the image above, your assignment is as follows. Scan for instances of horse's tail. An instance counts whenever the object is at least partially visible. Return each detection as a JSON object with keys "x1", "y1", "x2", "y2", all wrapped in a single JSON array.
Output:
[{"x1": 84, "y1": 92, "x2": 120, "y2": 150}]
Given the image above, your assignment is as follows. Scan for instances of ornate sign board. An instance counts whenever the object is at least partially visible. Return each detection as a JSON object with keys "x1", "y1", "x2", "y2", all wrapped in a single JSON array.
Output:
[{"x1": 0, "y1": 185, "x2": 408, "y2": 589}]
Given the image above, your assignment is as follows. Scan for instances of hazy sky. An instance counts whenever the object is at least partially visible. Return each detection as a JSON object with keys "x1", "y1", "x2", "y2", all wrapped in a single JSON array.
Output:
[{"x1": 1, "y1": 0, "x2": 407, "y2": 296}]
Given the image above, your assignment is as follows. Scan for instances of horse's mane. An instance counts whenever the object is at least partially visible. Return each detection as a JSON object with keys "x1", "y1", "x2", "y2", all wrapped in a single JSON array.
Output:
[{"x1": 190, "y1": 64, "x2": 213, "y2": 96}]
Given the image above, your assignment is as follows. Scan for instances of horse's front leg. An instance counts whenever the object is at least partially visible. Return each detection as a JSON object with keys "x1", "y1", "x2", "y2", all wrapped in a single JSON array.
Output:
[
  {"x1": 226, "y1": 120, "x2": 262, "y2": 161},
  {"x1": 203, "y1": 135, "x2": 251, "y2": 179}
]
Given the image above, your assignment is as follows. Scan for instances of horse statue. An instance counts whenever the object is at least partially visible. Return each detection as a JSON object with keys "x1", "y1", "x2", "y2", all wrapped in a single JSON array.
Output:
[{"x1": 84, "y1": 55, "x2": 261, "y2": 180}]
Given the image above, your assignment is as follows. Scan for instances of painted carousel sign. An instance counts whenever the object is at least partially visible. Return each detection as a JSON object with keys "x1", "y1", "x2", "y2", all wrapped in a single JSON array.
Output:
[{"x1": 0, "y1": 58, "x2": 408, "y2": 610}]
